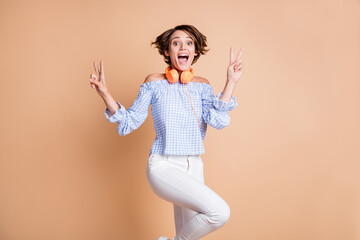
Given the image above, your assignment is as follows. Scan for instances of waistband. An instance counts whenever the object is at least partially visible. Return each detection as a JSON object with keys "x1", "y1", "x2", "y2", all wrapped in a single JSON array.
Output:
[{"x1": 149, "y1": 153, "x2": 201, "y2": 158}]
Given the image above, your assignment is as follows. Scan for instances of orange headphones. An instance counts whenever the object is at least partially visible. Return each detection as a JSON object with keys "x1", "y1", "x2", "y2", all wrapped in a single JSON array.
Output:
[
  {"x1": 165, "y1": 66, "x2": 200, "y2": 130},
  {"x1": 165, "y1": 66, "x2": 194, "y2": 84}
]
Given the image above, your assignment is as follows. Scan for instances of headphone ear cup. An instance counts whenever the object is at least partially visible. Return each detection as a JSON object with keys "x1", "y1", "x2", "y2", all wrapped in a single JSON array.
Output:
[
  {"x1": 165, "y1": 67, "x2": 179, "y2": 83},
  {"x1": 180, "y1": 68, "x2": 194, "y2": 84}
]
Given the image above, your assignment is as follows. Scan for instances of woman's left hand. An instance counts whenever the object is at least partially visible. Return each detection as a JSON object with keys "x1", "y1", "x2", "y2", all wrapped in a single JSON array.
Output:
[{"x1": 227, "y1": 47, "x2": 244, "y2": 84}]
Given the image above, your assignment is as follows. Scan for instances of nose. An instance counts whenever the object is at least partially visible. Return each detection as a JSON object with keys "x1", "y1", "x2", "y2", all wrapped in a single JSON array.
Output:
[{"x1": 180, "y1": 42, "x2": 186, "y2": 50}]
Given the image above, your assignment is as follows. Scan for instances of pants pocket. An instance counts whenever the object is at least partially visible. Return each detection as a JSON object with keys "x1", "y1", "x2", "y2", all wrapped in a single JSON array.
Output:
[{"x1": 147, "y1": 154, "x2": 168, "y2": 176}]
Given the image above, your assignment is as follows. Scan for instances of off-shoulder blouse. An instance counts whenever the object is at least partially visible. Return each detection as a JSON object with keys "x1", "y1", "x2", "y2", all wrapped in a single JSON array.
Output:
[{"x1": 105, "y1": 79, "x2": 237, "y2": 155}]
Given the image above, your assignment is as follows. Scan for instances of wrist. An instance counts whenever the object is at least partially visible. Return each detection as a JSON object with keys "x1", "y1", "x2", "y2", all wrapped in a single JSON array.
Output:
[
  {"x1": 225, "y1": 79, "x2": 237, "y2": 90},
  {"x1": 99, "y1": 90, "x2": 111, "y2": 99}
]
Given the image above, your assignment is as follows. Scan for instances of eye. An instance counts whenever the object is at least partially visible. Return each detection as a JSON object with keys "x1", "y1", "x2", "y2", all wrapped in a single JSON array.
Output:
[
  {"x1": 173, "y1": 41, "x2": 179, "y2": 46},
  {"x1": 187, "y1": 41, "x2": 193, "y2": 45}
]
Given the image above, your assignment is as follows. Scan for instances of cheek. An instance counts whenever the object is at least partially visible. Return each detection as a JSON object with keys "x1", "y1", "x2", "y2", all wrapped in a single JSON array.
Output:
[{"x1": 169, "y1": 46, "x2": 178, "y2": 56}]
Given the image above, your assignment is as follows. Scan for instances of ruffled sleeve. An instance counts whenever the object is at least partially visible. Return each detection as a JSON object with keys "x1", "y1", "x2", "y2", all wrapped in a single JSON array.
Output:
[
  {"x1": 202, "y1": 84, "x2": 238, "y2": 130},
  {"x1": 104, "y1": 83, "x2": 153, "y2": 136}
]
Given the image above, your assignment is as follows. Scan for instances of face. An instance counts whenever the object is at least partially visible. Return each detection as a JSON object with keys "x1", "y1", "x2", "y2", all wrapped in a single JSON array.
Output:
[{"x1": 165, "y1": 30, "x2": 198, "y2": 71}]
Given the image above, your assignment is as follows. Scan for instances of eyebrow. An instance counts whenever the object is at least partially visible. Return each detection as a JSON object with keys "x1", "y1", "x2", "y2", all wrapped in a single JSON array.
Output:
[{"x1": 171, "y1": 36, "x2": 193, "y2": 41}]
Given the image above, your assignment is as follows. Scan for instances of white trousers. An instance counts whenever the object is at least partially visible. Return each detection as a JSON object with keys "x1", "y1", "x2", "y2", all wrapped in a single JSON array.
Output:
[{"x1": 146, "y1": 153, "x2": 230, "y2": 240}]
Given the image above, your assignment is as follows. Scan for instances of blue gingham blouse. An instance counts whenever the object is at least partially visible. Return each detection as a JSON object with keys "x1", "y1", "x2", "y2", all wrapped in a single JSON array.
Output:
[{"x1": 104, "y1": 79, "x2": 238, "y2": 155}]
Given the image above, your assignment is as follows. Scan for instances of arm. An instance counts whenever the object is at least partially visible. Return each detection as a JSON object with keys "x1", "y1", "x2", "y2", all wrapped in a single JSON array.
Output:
[
  {"x1": 104, "y1": 82, "x2": 153, "y2": 136},
  {"x1": 200, "y1": 45, "x2": 244, "y2": 129},
  {"x1": 89, "y1": 60, "x2": 119, "y2": 115},
  {"x1": 219, "y1": 47, "x2": 244, "y2": 102},
  {"x1": 89, "y1": 61, "x2": 153, "y2": 135},
  {"x1": 99, "y1": 73, "x2": 159, "y2": 116},
  {"x1": 100, "y1": 91, "x2": 119, "y2": 116},
  {"x1": 219, "y1": 80, "x2": 237, "y2": 103},
  {"x1": 202, "y1": 84, "x2": 238, "y2": 130}
]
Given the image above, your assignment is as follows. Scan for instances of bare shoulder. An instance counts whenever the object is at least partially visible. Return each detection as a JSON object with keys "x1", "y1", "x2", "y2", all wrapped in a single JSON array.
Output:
[
  {"x1": 193, "y1": 76, "x2": 210, "y2": 85},
  {"x1": 143, "y1": 73, "x2": 166, "y2": 83}
]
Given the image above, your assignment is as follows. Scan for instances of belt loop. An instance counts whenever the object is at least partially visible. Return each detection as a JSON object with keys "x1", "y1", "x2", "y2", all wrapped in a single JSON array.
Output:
[{"x1": 186, "y1": 155, "x2": 190, "y2": 172}]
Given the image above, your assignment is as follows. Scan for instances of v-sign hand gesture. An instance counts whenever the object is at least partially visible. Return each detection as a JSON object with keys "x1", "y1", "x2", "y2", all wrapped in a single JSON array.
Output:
[
  {"x1": 89, "y1": 60, "x2": 108, "y2": 96},
  {"x1": 227, "y1": 47, "x2": 244, "y2": 84}
]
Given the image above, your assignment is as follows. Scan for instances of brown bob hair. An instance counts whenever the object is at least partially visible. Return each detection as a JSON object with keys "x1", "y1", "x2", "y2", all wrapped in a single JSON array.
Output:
[{"x1": 151, "y1": 24, "x2": 209, "y2": 65}]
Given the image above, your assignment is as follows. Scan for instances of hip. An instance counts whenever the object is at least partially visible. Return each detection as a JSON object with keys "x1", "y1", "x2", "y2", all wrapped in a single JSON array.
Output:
[{"x1": 146, "y1": 153, "x2": 204, "y2": 181}]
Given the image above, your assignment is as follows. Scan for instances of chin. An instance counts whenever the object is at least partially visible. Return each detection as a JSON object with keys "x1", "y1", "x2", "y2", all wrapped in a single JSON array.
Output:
[
  {"x1": 178, "y1": 66, "x2": 189, "y2": 71},
  {"x1": 174, "y1": 63, "x2": 192, "y2": 71}
]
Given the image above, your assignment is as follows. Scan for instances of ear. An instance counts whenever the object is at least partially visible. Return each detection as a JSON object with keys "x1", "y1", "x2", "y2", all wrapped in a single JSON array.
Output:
[{"x1": 165, "y1": 50, "x2": 169, "y2": 57}]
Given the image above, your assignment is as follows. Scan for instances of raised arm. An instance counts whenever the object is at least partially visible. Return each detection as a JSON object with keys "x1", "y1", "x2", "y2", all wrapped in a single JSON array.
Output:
[
  {"x1": 89, "y1": 60, "x2": 119, "y2": 116},
  {"x1": 219, "y1": 47, "x2": 244, "y2": 102}
]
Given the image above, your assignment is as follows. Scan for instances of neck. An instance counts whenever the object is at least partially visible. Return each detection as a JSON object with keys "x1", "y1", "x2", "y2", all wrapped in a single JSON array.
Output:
[{"x1": 172, "y1": 65, "x2": 191, "y2": 76}]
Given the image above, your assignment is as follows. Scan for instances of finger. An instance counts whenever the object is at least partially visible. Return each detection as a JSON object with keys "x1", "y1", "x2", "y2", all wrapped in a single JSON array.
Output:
[
  {"x1": 232, "y1": 55, "x2": 243, "y2": 67},
  {"x1": 229, "y1": 61, "x2": 237, "y2": 69},
  {"x1": 234, "y1": 61, "x2": 242, "y2": 69},
  {"x1": 235, "y1": 64, "x2": 243, "y2": 71},
  {"x1": 91, "y1": 83, "x2": 95, "y2": 89},
  {"x1": 236, "y1": 48, "x2": 244, "y2": 61},
  {"x1": 99, "y1": 60, "x2": 105, "y2": 82},
  {"x1": 234, "y1": 62, "x2": 242, "y2": 68},
  {"x1": 234, "y1": 59, "x2": 242, "y2": 66},
  {"x1": 91, "y1": 73, "x2": 101, "y2": 83},
  {"x1": 230, "y1": 47, "x2": 234, "y2": 65},
  {"x1": 229, "y1": 58, "x2": 238, "y2": 67},
  {"x1": 89, "y1": 76, "x2": 99, "y2": 85},
  {"x1": 230, "y1": 58, "x2": 239, "y2": 68},
  {"x1": 93, "y1": 61, "x2": 99, "y2": 75},
  {"x1": 235, "y1": 66, "x2": 243, "y2": 71},
  {"x1": 100, "y1": 60, "x2": 104, "y2": 75}
]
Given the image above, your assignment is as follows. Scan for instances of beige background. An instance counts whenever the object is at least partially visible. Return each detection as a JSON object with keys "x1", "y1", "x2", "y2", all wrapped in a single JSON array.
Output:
[{"x1": 0, "y1": 0, "x2": 359, "y2": 240}]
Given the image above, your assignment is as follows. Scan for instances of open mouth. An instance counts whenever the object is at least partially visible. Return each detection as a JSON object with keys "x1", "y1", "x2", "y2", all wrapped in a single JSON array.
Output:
[{"x1": 177, "y1": 53, "x2": 189, "y2": 64}]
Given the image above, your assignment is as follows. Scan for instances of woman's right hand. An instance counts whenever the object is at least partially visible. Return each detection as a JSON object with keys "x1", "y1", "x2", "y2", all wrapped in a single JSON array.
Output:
[{"x1": 89, "y1": 60, "x2": 108, "y2": 96}]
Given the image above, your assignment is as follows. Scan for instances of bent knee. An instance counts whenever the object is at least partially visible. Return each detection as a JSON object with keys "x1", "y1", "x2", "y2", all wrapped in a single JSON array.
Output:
[
  {"x1": 218, "y1": 202, "x2": 231, "y2": 225},
  {"x1": 207, "y1": 201, "x2": 231, "y2": 227}
]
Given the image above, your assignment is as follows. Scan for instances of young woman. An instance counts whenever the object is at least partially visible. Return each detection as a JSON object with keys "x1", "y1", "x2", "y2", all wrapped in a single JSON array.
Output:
[{"x1": 89, "y1": 24, "x2": 243, "y2": 240}]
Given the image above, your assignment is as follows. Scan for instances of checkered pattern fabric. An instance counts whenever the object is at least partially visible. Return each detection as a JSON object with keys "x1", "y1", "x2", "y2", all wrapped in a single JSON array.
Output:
[{"x1": 105, "y1": 79, "x2": 237, "y2": 155}]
